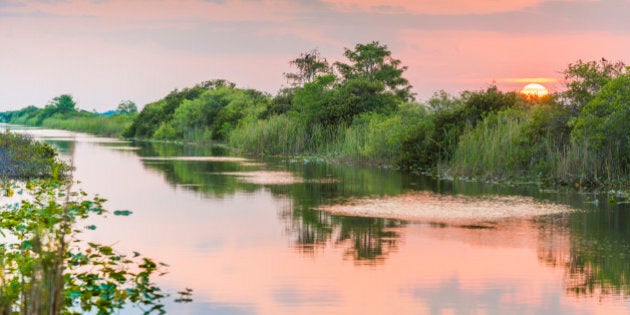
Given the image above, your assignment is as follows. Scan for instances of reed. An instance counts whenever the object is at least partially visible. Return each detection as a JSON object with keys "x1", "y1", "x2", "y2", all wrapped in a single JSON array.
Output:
[
  {"x1": 449, "y1": 109, "x2": 528, "y2": 180},
  {"x1": 41, "y1": 115, "x2": 134, "y2": 137},
  {"x1": 229, "y1": 114, "x2": 310, "y2": 156}
]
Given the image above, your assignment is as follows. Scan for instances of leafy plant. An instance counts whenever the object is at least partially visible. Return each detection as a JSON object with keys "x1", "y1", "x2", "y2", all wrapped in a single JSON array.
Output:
[{"x1": 0, "y1": 178, "x2": 185, "y2": 314}]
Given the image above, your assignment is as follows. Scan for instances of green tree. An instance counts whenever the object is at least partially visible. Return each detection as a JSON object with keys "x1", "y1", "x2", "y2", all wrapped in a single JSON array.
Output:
[
  {"x1": 116, "y1": 100, "x2": 137, "y2": 114},
  {"x1": 335, "y1": 41, "x2": 413, "y2": 101},
  {"x1": 563, "y1": 58, "x2": 626, "y2": 112},
  {"x1": 49, "y1": 94, "x2": 76, "y2": 115},
  {"x1": 284, "y1": 49, "x2": 331, "y2": 87},
  {"x1": 291, "y1": 74, "x2": 350, "y2": 126},
  {"x1": 571, "y1": 72, "x2": 630, "y2": 168}
]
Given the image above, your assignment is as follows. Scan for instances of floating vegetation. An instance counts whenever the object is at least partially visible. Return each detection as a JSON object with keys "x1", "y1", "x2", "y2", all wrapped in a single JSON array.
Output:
[
  {"x1": 211, "y1": 171, "x2": 303, "y2": 185},
  {"x1": 109, "y1": 146, "x2": 141, "y2": 151},
  {"x1": 240, "y1": 162, "x2": 266, "y2": 167},
  {"x1": 318, "y1": 192, "x2": 575, "y2": 223},
  {"x1": 210, "y1": 171, "x2": 339, "y2": 185}
]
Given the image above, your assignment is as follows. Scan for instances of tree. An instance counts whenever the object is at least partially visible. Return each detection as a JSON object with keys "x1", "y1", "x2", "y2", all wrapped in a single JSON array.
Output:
[
  {"x1": 284, "y1": 49, "x2": 331, "y2": 87},
  {"x1": 563, "y1": 58, "x2": 626, "y2": 112},
  {"x1": 116, "y1": 100, "x2": 138, "y2": 114},
  {"x1": 49, "y1": 94, "x2": 76, "y2": 114},
  {"x1": 335, "y1": 41, "x2": 413, "y2": 101},
  {"x1": 571, "y1": 72, "x2": 630, "y2": 167}
]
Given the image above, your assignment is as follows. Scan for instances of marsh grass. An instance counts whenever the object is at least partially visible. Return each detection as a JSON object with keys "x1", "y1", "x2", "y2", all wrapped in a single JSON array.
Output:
[
  {"x1": 447, "y1": 108, "x2": 628, "y2": 189},
  {"x1": 0, "y1": 132, "x2": 61, "y2": 179},
  {"x1": 41, "y1": 114, "x2": 134, "y2": 137},
  {"x1": 229, "y1": 111, "x2": 419, "y2": 166},
  {"x1": 449, "y1": 109, "x2": 528, "y2": 180}
]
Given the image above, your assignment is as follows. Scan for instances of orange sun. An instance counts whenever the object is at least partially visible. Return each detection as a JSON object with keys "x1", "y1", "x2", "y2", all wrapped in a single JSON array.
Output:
[{"x1": 520, "y1": 83, "x2": 549, "y2": 100}]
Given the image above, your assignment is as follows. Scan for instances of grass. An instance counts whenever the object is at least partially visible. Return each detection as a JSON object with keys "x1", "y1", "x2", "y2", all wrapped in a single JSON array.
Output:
[
  {"x1": 0, "y1": 131, "x2": 62, "y2": 179},
  {"x1": 446, "y1": 107, "x2": 629, "y2": 190},
  {"x1": 229, "y1": 108, "x2": 424, "y2": 166},
  {"x1": 40, "y1": 114, "x2": 134, "y2": 137}
]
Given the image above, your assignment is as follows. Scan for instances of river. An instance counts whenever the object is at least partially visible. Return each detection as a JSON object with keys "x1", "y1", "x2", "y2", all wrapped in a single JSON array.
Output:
[{"x1": 7, "y1": 125, "x2": 630, "y2": 314}]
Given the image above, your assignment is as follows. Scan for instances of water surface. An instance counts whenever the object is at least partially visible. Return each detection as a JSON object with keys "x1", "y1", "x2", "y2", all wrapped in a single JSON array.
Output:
[{"x1": 7, "y1": 125, "x2": 630, "y2": 314}]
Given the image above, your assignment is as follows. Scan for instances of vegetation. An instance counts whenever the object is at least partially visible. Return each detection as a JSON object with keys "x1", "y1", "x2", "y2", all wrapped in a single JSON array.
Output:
[
  {"x1": 0, "y1": 97, "x2": 137, "y2": 137},
  {"x1": 0, "y1": 132, "x2": 62, "y2": 179},
  {"x1": 0, "y1": 132, "x2": 191, "y2": 314},
  {"x1": 1, "y1": 41, "x2": 627, "y2": 190}
]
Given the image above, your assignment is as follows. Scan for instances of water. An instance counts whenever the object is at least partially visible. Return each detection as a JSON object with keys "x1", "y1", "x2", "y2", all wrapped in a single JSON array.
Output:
[{"x1": 6, "y1": 126, "x2": 630, "y2": 314}]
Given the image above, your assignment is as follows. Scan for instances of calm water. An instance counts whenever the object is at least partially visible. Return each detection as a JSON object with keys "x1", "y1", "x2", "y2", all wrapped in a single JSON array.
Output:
[{"x1": 8, "y1": 126, "x2": 630, "y2": 315}]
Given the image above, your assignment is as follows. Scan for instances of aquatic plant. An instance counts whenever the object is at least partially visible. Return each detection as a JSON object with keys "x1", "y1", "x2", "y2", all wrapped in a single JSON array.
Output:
[{"x1": 0, "y1": 178, "x2": 180, "y2": 314}]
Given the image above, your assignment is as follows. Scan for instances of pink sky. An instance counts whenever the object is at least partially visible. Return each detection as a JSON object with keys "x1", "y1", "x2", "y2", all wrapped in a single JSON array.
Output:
[{"x1": 1, "y1": 0, "x2": 629, "y2": 111}]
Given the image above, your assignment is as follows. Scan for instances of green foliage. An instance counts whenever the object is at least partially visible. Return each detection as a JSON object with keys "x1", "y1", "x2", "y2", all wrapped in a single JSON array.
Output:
[
  {"x1": 41, "y1": 113, "x2": 135, "y2": 137},
  {"x1": 0, "y1": 134, "x2": 190, "y2": 314},
  {"x1": 49, "y1": 94, "x2": 77, "y2": 115},
  {"x1": 399, "y1": 86, "x2": 520, "y2": 170},
  {"x1": 0, "y1": 132, "x2": 62, "y2": 179},
  {"x1": 123, "y1": 86, "x2": 208, "y2": 138},
  {"x1": 153, "y1": 86, "x2": 269, "y2": 142},
  {"x1": 262, "y1": 87, "x2": 295, "y2": 118},
  {"x1": 116, "y1": 100, "x2": 138, "y2": 115},
  {"x1": 123, "y1": 81, "x2": 268, "y2": 141},
  {"x1": 449, "y1": 109, "x2": 530, "y2": 179},
  {"x1": 335, "y1": 41, "x2": 413, "y2": 101},
  {"x1": 229, "y1": 114, "x2": 309, "y2": 156},
  {"x1": 563, "y1": 58, "x2": 626, "y2": 112},
  {"x1": 291, "y1": 74, "x2": 349, "y2": 127},
  {"x1": 0, "y1": 179, "x2": 171, "y2": 314},
  {"x1": 326, "y1": 103, "x2": 427, "y2": 163},
  {"x1": 426, "y1": 90, "x2": 461, "y2": 111},
  {"x1": 571, "y1": 73, "x2": 630, "y2": 164},
  {"x1": 284, "y1": 49, "x2": 331, "y2": 87}
]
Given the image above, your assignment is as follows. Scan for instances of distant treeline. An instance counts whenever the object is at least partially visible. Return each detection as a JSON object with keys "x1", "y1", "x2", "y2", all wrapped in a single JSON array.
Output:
[
  {"x1": 0, "y1": 97, "x2": 137, "y2": 137},
  {"x1": 2, "y1": 41, "x2": 628, "y2": 189}
]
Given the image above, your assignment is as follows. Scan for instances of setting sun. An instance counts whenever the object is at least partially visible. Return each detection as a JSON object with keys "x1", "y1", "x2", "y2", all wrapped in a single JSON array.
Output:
[{"x1": 520, "y1": 83, "x2": 549, "y2": 99}]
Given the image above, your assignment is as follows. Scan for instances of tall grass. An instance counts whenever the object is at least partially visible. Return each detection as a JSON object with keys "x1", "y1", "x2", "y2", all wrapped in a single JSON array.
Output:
[
  {"x1": 41, "y1": 114, "x2": 134, "y2": 137},
  {"x1": 229, "y1": 109, "x2": 423, "y2": 165},
  {"x1": 229, "y1": 114, "x2": 310, "y2": 156},
  {"x1": 551, "y1": 140, "x2": 627, "y2": 188},
  {"x1": 447, "y1": 107, "x2": 629, "y2": 189},
  {"x1": 449, "y1": 109, "x2": 528, "y2": 180}
]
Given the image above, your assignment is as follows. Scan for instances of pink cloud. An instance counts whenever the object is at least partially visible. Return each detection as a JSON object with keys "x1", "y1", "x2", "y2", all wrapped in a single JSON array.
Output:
[{"x1": 320, "y1": 0, "x2": 579, "y2": 15}]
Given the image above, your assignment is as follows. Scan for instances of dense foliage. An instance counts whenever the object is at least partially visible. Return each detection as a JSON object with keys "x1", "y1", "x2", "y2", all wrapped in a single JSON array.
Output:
[
  {"x1": 0, "y1": 96, "x2": 137, "y2": 137},
  {"x1": 1, "y1": 41, "x2": 627, "y2": 189}
]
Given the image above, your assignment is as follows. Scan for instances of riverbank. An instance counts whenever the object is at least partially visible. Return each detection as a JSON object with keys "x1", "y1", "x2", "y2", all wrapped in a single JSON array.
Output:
[{"x1": 2, "y1": 57, "x2": 627, "y2": 193}]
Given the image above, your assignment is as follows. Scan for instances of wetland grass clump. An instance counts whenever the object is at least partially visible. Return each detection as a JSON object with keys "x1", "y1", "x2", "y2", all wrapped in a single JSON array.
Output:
[
  {"x1": 0, "y1": 131, "x2": 62, "y2": 179},
  {"x1": 41, "y1": 114, "x2": 135, "y2": 137}
]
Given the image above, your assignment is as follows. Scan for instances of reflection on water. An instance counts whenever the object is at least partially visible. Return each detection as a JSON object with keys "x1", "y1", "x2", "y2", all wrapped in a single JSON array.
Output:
[
  {"x1": 4, "y1": 125, "x2": 630, "y2": 314},
  {"x1": 536, "y1": 206, "x2": 630, "y2": 300}
]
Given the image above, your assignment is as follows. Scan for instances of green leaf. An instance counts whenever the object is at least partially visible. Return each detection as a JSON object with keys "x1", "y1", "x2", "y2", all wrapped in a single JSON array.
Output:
[{"x1": 113, "y1": 210, "x2": 133, "y2": 216}]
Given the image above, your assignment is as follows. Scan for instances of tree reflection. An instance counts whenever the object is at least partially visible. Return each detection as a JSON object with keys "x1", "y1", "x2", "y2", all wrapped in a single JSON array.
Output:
[
  {"x1": 336, "y1": 216, "x2": 403, "y2": 264},
  {"x1": 279, "y1": 204, "x2": 405, "y2": 264},
  {"x1": 564, "y1": 205, "x2": 630, "y2": 297},
  {"x1": 536, "y1": 202, "x2": 630, "y2": 299}
]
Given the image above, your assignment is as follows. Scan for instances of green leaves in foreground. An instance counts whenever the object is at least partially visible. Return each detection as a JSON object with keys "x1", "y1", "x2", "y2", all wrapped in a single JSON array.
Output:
[
  {"x1": 113, "y1": 210, "x2": 133, "y2": 216},
  {"x1": 0, "y1": 179, "x2": 190, "y2": 314}
]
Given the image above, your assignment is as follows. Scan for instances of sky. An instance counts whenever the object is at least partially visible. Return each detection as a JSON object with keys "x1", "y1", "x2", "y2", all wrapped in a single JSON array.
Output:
[{"x1": 1, "y1": 0, "x2": 629, "y2": 112}]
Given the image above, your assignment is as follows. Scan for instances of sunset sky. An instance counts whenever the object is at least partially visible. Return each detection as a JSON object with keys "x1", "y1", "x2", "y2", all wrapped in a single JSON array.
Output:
[{"x1": 1, "y1": 0, "x2": 629, "y2": 111}]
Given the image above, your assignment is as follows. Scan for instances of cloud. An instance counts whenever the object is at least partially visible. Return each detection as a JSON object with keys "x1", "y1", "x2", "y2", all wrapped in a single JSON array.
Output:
[
  {"x1": 321, "y1": 0, "x2": 562, "y2": 15},
  {"x1": 300, "y1": 0, "x2": 630, "y2": 36}
]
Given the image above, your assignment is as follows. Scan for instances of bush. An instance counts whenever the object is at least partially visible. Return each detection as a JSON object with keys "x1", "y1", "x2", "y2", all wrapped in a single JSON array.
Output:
[
  {"x1": 571, "y1": 73, "x2": 630, "y2": 167},
  {"x1": 399, "y1": 86, "x2": 521, "y2": 170}
]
